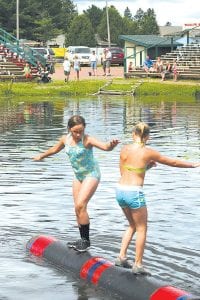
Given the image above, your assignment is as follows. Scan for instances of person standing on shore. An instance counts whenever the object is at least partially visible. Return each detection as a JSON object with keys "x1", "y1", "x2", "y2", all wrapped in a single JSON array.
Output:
[
  {"x1": 115, "y1": 122, "x2": 200, "y2": 274},
  {"x1": 90, "y1": 50, "x2": 98, "y2": 76},
  {"x1": 101, "y1": 49, "x2": 107, "y2": 76},
  {"x1": 63, "y1": 57, "x2": 71, "y2": 82},
  {"x1": 73, "y1": 55, "x2": 81, "y2": 80},
  {"x1": 105, "y1": 48, "x2": 112, "y2": 76},
  {"x1": 33, "y1": 115, "x2": 119, "y2": 252}
]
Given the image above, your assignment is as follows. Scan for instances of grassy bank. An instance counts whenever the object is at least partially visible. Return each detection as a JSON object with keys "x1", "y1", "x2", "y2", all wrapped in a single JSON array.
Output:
[{"x1": 0, "y1": 78, "x2": 199, "y2": 99}]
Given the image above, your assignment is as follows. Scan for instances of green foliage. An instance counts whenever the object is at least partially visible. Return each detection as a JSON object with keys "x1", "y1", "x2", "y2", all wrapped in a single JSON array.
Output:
[
  {"x1": 136, "y1": 82, "x2": 199, "y2": 97},
  {"x1": 83, "y1": 5, "x2": 103, "y2": 33},
  {"x1": 97, "y1": 6, "x2": 124, "y2": 45},
  {"x1": 134, "y1": 8, "x2": 159, "y2": 34},
  {"x1": 124, "y1": 7, "x2": 132, "y2": 19},
  {"x1": 0, "y1": 1, "x2": 164, "y2": 45},
  {"x1": 0, "y1": 80, "x2": 106, "y2": 97},
  {"x1": 0, "y1": 0, "x2": 77, "y2": 43},
  {"x1": 66, "y1": 14, "x2": 95, "y2": 47},
  {"x1": 122, "y1": 18, "x2": 138, "y2": 35},
  {"x1": 0, "y1": 79, "x2": 198, "y2": 100},
  {"x1": 34, "y1": 18, "x2": 61, "y2": 42}
]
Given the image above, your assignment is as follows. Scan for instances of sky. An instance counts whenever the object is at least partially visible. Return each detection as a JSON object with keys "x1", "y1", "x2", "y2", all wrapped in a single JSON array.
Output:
[{"x1": 73, "y1": 0, "x2": 200, "y2": 27}]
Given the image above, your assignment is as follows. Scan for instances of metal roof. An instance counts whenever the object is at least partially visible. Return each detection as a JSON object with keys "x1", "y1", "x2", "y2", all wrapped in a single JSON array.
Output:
[{"x1": 119, "y1": 35, "x2": 182, "y2": 47}]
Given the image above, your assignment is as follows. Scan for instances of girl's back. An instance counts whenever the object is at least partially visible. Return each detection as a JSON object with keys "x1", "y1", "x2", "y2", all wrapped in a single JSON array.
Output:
[{"x1": 119, "y1": 144, "x2": 150, "y2": 186}]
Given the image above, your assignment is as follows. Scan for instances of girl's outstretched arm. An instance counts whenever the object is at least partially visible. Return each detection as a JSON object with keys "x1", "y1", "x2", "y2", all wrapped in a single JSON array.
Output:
[
  {"x1": 150, "y1": 148, "x2": 200, "y2": 168},
  {"x1": 86, "y1": 135, "x2": 120, "y2": 151},
  {"x1": 33, "y1": 136, "x2": 65, "y2": 161}
]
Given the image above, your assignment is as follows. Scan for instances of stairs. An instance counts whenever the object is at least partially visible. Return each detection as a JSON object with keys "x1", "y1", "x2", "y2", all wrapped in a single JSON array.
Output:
[
  {"x1": 125, "y1": 43, "x2": 200, "y2": 80},
  {"x1": 0, "y1": 27, "x2": 46, "y2": 81}
]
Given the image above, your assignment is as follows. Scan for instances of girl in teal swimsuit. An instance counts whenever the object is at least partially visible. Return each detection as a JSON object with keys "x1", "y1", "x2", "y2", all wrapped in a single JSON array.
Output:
[{"x1": 33, "y1": 115, "x2": 119, "y2": 252}]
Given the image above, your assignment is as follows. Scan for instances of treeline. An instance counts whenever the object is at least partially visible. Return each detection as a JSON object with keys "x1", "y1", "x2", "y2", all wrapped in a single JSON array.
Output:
[{"x1": 0, "y1": 0, "x2": 159, "y2": 46}]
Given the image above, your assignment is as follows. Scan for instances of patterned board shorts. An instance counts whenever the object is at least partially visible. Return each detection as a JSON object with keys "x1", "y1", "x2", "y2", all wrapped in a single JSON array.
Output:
[{"x1": 116, "y1": 184, "x2": 146, "y2": 209}]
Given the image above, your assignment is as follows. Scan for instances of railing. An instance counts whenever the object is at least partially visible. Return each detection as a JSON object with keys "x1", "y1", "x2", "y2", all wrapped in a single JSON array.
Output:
[{"x1": 0, "y1": 27, "x2": 46, "y2": 66}]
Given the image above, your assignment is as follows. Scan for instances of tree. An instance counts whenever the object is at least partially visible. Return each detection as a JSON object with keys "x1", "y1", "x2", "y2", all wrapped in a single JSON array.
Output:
[
  {"x1": 134, "y1": 8, "x2": 159, "y2": 34},
  {"x1": 97, "y1": 6, "x2": 124, "y2": 46},
  {"x1": 122, "y1": 17, "x2": 138, "y2": 35},
  {"x1": 0, "y1": 0, "x2": 77, "y2": 42},
  {"x1": 66, "y1": 14, "x2": 95, "y2": 47},
  {"x1": 83, "y1": 5, "x2": 103, "y2": 33},
  {"x1": 134, "y1": 8, "x2": 145, "y2": 22},
  {"x1": 34, "y1": 16, "x2": 61, "y2": 43},
  {"x1": 124, "y1": 7, "x2": 132, "y2": 19}
]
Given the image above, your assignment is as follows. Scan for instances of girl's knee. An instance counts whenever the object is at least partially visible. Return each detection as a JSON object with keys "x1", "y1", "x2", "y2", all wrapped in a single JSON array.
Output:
[{"x1": 75, "y1": 202, "x2": 86, "y2": 215}]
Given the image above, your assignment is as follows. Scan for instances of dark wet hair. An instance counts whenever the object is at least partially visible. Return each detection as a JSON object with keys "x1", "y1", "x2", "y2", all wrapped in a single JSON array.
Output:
[
  {"x1": 133, "y1": 122, "x2": 150, "y2": 142},
  {"x1": 67, "y1": 115, "x2": 86, "y2": 129}
]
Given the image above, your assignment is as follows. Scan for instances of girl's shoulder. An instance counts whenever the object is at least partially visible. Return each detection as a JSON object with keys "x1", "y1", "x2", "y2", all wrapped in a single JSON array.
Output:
[
  {"x1": 83, "y1": 134, "x2": 91, "y2": 143},
  {"x1": 61, "y1": 134, "x2": 70, "y2": 144},
  {"x1": 120, "y1": 143, "x2": 132, "y2": 152}
]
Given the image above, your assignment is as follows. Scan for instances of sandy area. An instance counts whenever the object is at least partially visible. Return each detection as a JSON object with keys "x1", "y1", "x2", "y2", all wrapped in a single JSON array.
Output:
[{"x1": 51, "y1": 64, "x2": 124, "y2": 81}]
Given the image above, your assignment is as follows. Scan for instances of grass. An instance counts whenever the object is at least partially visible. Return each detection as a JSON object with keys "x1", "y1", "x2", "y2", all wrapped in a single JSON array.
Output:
[
  {"x1": 0, "y1": 77, "x2": 199, "y2": 99},
  {"x1": 0, "y1": 79, "x2": 106, "y2": 97}
]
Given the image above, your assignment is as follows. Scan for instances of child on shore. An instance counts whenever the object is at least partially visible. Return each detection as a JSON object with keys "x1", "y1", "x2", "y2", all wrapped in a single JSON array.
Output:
[{"x1": 63, "y1": 57, "x2": 71, "y2": 82}]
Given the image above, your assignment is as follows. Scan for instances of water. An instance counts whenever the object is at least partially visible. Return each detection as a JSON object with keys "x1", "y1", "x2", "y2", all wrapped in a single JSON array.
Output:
[{"x1": 0, "y1": 95, "x2": 200, "y2": 299}]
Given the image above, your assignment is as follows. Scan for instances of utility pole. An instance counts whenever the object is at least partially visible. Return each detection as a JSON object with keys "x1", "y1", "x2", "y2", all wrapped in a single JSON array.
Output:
[
  {"x1": 16, "y1": 0, "x2": 19, "y2": 40},
  {"x1": 106, "y1": 0, "x2": 111, "y2": 48}
]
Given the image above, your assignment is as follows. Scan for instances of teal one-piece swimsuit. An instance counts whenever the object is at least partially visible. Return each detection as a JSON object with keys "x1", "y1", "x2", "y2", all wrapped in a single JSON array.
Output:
[{"x1": 65, "y1": 134, "x2": 101, "y2": 182}]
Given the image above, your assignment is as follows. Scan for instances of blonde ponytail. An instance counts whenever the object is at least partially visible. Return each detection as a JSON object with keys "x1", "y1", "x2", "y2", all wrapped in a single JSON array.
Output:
[{"x1": 133, "y1": 122, "x2": 150, "y2": 142}]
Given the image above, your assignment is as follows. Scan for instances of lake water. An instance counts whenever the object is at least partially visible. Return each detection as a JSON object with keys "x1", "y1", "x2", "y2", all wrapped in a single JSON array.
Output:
[{"x1": 0, "y1": 95, "x2": 200, "y2": 299}]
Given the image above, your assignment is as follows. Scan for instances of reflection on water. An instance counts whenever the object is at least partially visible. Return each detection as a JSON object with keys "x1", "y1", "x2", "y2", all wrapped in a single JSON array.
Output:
[{"x1": 0, "y1": 96, "x2": 200, "y2": 299}]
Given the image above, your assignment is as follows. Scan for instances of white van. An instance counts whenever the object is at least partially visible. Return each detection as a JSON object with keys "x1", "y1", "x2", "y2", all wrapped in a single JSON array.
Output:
[{"x1": 66, "y1": 46, "x2": 91, "y2": 66}]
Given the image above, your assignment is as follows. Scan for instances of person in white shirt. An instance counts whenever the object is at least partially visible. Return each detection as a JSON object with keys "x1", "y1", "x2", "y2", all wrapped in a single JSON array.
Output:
[
  {"x1": 90, "y1": 50, "x2": 98, "y2": 76},
  {"x1": 63, "y1": 57, "x2": 71, "y2": 82},
  {"x1": 105, "y1": 48, "x2": 112, "y2": 76}
]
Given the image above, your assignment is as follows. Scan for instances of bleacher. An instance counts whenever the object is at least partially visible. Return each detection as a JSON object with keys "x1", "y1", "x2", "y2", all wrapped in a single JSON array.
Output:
[
  {"x1": 0, "y1": 27, "x2": 46, "y2": 81},
  {"x1": 125, "y1": 44, "x2": 200, "y2": 80},
  {"x1": 0, "y1": 57, "x2": 38, "y2": 82}
]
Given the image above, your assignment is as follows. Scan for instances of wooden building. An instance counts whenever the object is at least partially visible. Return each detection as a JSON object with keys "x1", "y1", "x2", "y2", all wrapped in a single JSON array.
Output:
[{"x1": 119, "y1": 35, "x2": 182, "y2": 71}]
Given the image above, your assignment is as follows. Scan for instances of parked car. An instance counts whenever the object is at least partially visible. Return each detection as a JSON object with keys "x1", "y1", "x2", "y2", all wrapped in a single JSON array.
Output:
[
  {"x1": 66, "y1": 46, "x2": 91, "y2": 66},
  {"x1": 32, "y1": 47, "x2": 55, "y2": 62},
  {"x1": 110, "y1": 47, "x2": 124, "y2": 65}
]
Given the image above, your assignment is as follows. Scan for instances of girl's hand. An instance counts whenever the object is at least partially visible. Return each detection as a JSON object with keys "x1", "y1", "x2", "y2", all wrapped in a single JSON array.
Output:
[
  {"x1": 193, "y1": 162, "x2": 200, "y2": 168},
  {"x1": 33, "y1": 154, "x2": 43, "y2": 161},
  {"x1": 109, "y1": 139, "x2": 120, "y2": 150},
  {"x1": 146, "y1": 160, "x2": 157, "y2": 170}
]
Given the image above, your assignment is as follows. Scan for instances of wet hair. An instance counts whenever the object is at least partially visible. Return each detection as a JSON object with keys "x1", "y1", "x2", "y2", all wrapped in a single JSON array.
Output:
[
  {"x1": 67, "y1": 115, "x2": 86, "y2": 129},
  {"x1": 133, "y1": 122, "x2": 150, "y2": 142}
]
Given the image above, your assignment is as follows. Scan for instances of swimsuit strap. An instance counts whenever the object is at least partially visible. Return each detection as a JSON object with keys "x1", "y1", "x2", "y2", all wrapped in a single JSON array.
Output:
[
  {"x1": 65, "y1": 133, "x2": 72, "y2": 146},
  {"x1": 65, "y1": 134, "x2": 84, "y2": 147},
  {"x1": 123, "y1": 165, "x2": 146, "y2": 174}
]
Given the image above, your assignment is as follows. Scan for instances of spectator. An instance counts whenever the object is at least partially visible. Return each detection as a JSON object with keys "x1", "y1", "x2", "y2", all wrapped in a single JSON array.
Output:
[
  {"x1": 90, "y1": 50, "x2": 98, "y2": 76},
  {"x1": 172, "y1": 59, "x2": 178, "y2": 81},
  {"x1": 101, "y1": 49, "x2": 107, "y2": 76},
  {"x1": 63, "y1": 57, "x2": 71, "y2": 82},
  {"x1": 143, "y1": 56, "x2": 154, "y2": 73},
  {"x1": 105, "y1": 48, "x2": 112, "y2": 76},
  {"x1": 128, "y1": 62, "x2": 134, "y2": 72},
  {"x1": 161, "y1": 61, "x2": 172, "y2": 81},
  {"x1": 73, "y1": 55, "x2": 81, "y2": 80},
  {"x1": 23, "y1": 63, "x2": 32, "y2": 79},
  {"x1": 155, "y1": 57, "x2": 163, "y2": 73}
]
